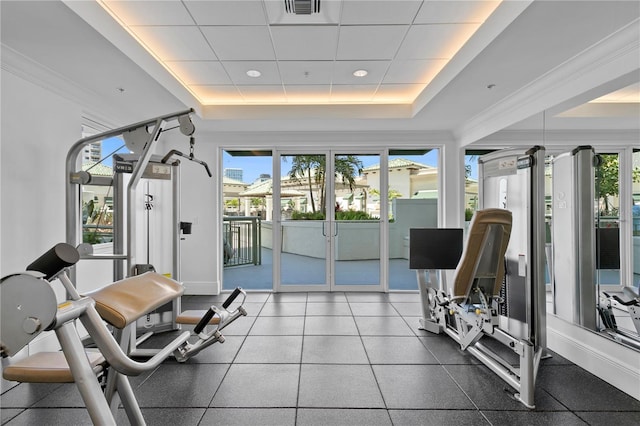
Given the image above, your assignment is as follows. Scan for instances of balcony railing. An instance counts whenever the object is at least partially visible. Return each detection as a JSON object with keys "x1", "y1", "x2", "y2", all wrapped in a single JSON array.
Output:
[{"x1": 223, "y1": 216, "x2": 262, "y2": 267}]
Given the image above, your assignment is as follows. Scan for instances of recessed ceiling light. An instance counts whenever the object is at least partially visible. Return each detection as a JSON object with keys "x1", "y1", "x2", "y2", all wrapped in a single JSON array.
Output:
[
  {"x1": 246, "y1": 69, "x2": 261, "y2": 78},
  {"x1": 353, "y1": 69, "x2": 368, "y2": 77}
]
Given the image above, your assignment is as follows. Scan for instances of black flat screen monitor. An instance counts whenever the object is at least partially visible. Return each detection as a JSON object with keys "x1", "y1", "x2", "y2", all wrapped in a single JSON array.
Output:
[{"x1": 409, "y1": 228, "x2": 463, "y2": 270}]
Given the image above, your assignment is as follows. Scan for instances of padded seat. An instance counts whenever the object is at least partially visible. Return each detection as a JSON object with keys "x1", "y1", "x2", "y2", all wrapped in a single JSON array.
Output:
[
  {"x1": 176, "y1": 310, "x2": 220, "y2": 326},
  {"x1": 3, "y1": 351, "x2": 105, "y2": 383},
  {"x1": 452, "y1": 208, "x2": 512, "y2": 301},
  {"x1": 85, "y1": 272, "x2": 183, "y2": 329}
]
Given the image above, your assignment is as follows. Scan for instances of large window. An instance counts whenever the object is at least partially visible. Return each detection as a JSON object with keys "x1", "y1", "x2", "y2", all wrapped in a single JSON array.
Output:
[{"x1": 387, "y1": 149, "x2": 439, "y2": 290}]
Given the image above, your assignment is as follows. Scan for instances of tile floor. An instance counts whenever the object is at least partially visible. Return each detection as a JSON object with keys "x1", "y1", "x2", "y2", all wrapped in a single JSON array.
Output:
[{"x1": 2, "y1": 292, "x2": 640, "y2": 425}]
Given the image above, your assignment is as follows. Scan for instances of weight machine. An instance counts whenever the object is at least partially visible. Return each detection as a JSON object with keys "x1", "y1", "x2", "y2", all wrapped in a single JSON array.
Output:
[
  {"x1": 412, "y1": 146, "x2": 546, "y2": 408},
  {"x1": 65, "y1": 110, "x2": 214, "y2": 355},
  {"x1": 1, "y1": 243, "x2": 246, "y2": 425}
]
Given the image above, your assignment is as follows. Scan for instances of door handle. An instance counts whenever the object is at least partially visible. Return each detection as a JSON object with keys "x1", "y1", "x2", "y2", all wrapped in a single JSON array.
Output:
[{"x1": 333, "y1": 222, "x2": 338, "y2": 236}]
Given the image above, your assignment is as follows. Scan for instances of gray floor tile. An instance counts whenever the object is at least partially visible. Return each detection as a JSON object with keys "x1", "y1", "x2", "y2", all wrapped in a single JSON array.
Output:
[
  {"x1": 220, "y1": 315, "x2": 257, "y2": 335},
  {"x1": 0, "y1": 383, "x2": 64, "y2": 408},
  {"x1": 482, "y1": 410, "x2": 588, "y2": 426},
  {"x1": 170, "y1": 335, "x2": 244, "y2": 364},
  {"x1": 373, "y1": 364, "x2": 475, "y2": 409},
  {"x1": 418, "y1": 336, "x2": 481, "y2": 364},
  {"x1": 389, "y1": 409, "x2": 490, "y2": 426},
  {"x1": 210, "y1": 364, "x2": 299, "y2": 408},
  {"x1": 235, "y1": 335, "x2": 302, "y2": 363},
  {"x1": 238, "y1": 302, "x2": 267, "y2": 317},
  {"x1": 0, "y1": 409, "x2": 23, "y2": 425},
  {"x1": 354, "y1": 316, "x2": 415, "y2": 336},
  {"x1": 304, "y1": 316, "x2": 359, "y2": 335},
  {"x1": 116, "y1": 408, "x2": 206, "y2": 426},
  {"x1": 576, "y1": 411, "x2": 640, "y2": 425},
  {"x1": 302, "y1": 336, "x2": 369, "y2": 364},
  {"x1": 32, "y1": 383, "x2": 86, "y2": 408},
  {"x1": 135, "y1": 364, "x2": 229, "y2": 407},
  {"x1": 390, "y1": 302, "x2": 423, "y2": 317},
  {"x1": 349, "y1": 302, "x2": 399, "y2": 316},
  {"x1": 201, "y1": 408, "x2": 296, "y2": 425},
  {"x1": 538, "y1": 365, "x2": 640, "y2": 411},
  {"x1": 346, "y1": 293, "x2": 391, "y2": 303},
  {"x1": 297, "y1": 408, "x2": 392, "y2": 425},
  {"x1": 268, "y1": 293, "x2": 308, "y2": 303},
  {"x1": 298, "y1": 364, "x2": 385, "y2": 408},
  {"x1": 306, "y1": 302, "x2": 352, "y2": 316},
  {"x1": 3, "y1": 408, "x2": 91, "y2": 425},
  {"x1": 444, "y1": 365, "x2": 566, "y2": 411},
  {"x1": 387, "y1": 292, "x2": 421, "y2": 303},
  {"x1": 362, "y1": 336, "x2": 439, "y2": 364},
  {"x1": 249, "y1": 316, "x2": 305, "y2": 335},
  {"x1": 259, "y1": 302, "x2": 306, "y2": 316},
  {"x1": 307, "y1": 292, "x2": 348, "y2": 303}
]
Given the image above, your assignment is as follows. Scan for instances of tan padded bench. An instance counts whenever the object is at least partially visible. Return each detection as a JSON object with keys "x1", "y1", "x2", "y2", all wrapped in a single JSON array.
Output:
[
  {"x1": 176, "y1": 310, "x2": 220, "y2": 326},
  {"x1": 3, "y1": 351, "x2": 105, "y2": 383},
  {"x1": 452, "y1": 208, "x2": 512, "y2": 299},
  {"x1": 85, "y1": 272, "x2": 184, "y2": 329}
]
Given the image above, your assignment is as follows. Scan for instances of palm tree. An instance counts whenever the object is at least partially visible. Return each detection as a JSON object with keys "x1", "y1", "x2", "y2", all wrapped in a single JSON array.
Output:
[
  {"x1": 286, "y1": 155, "x2": 364, "y2": 214},
  {"x1": 287, "y1": 155, "x2": 324, "y2": 213}
]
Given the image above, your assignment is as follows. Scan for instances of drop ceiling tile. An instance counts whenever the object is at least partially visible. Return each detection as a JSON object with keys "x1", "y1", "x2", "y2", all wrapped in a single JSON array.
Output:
[
  {"x1": 270, "y1": 26, "x2": 339, "y2": 60},
  {"x1": 285, "y1": 85, "x2": 331, "y2": 103},
  {"x1": 414, "y1": 0, "x2": 499, "y2": 24},
  {"x1": 201, "y1": 26, "x2": 275, "y2": 61},
  {"x1": 102, "y1": 0, "x2": 194, "y2": 26},
  {"x1": 383, "y1": 59, "x2": 447, "y2": 84},
  {"x1": 237, "y1": 85, "x2": 287, "y2": 103},
  {"x1": 395, "y1": 23, "x2": 479, "y2": 60},
  {"x1": 278, "y1": 61, "x2": 334, "y2": 85},
  {"x1": 165, "y1": 61, "x2": 231, "y2": 85},
  {"x1": 374, "y1": 84, "x2": 425, "y2": 102},
  {"x1": 265, "y1": 0, "x2": 342, "y2": 25},
  {"x1": 332, "y1": 61, "x2": 390, "y2": 85},
  {"x1": 129, "y1": 26, "x2": 216, "y2": 61},
  {"x1": 337, "y1": 25, "x2": 408, "y2": 60},
  {"x1": 340, "y1": 0, "x2": 422, "y2": 25},
  {"x1": 184, "y1": 0, "x2": 267, "y2": 25},
  {"x1": 222, "y1": 61, "x2": 281, "y2": 85},
  {"x1": 192, "y1": 85, "x2": 241, "y2": 104},
  {"x1": 331, "y1": 85, "x2": 378, "y2": 102}
]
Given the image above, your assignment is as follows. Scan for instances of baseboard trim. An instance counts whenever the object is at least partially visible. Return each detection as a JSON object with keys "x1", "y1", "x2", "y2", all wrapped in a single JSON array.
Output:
[{"x1": 547, "y1": 314, "x2": 640, "y2": 400}]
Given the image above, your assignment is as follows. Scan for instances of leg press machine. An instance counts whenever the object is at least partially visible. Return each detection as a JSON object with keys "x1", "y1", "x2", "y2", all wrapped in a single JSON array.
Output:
[{"x1": 412, "y1": 208, "x2": 544, "y2": 408}]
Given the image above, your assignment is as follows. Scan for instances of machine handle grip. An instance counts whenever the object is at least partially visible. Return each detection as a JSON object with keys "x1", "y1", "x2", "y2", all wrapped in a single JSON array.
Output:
[
  {"x1": 222, "y1": 287, "x2": 243, "y2": 309},
  {"x1": 193, "y1": 308, "x2": 216, "y2": 334}
]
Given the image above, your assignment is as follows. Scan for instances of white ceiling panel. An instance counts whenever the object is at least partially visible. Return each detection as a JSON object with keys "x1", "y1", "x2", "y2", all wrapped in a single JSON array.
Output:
[
  {"x1": 184, "y1": 0, "x2": 267, "y2": 26},
  {"x1": 201, "y1": 26, "x2": 275, "y2": 61},
  {"x1": 129, "y1": 26, "x2": 216, "y2": 61},
  {"x1": 271, "y1": 26, "x2": 339, "y2": 60},
  {"x1": 332, "y1": 61, "x2": 390, "y2": 85},
  {"x1": 192, "y1": 85, "x2": 241, "y2": 103},
  {"x1": 102, "y1": 0, "x2": 194, "y2": 26},
  {"x1": 286, "y1": 85, "x2": 331, "y2": 102},
  {"x1": 165, "y1": 61, "x2": 231, "y2": 85},
  {"x1": 337, "y1": 25, "x2": 408, "y2": 60},
  {"x1": 331, "y1": 85, "x2": 378, "y2": 102},
  {"x1": 415, "y1": 0, "x2": 499, "y2": 24},
  {"x1": 383, "y1": 59, "x2": 447, "y2": 84},
  {"x1": 396, "y1": 23, "x2": 480, "y2": 59},
  {"x1": 222, "y1": 61, "x2": 282, "y2": 85},
  {"x1": 278, "y1": 61, "x2": 334, "y2": 85},
  {"x1": 237, "y1": 85, "x2": 287, "y2": 102},
  {"x1": 374, "y1": 84, "x2": 424, "y2": 102},
  {"x1": 340, "y1": 0, "x2": 422, "y2": 25}
]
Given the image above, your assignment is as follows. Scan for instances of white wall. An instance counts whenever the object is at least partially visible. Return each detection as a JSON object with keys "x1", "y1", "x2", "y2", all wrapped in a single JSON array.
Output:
[{"x1": 0, "y1": 68, "x2": 84, "y2": 392}]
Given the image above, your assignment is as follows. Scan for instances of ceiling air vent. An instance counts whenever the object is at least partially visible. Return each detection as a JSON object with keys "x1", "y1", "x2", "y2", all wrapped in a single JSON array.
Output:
[{"x1": 284, "y1": 0, "x2": 320, "y2": 15}]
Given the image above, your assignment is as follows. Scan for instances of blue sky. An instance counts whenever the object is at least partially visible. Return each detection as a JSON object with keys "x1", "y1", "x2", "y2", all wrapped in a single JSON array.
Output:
[{"x1": 98, "y1": 141, "x2": 478, "y2": 182}]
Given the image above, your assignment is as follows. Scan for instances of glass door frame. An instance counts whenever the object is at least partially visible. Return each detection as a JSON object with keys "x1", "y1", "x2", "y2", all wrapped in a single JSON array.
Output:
[{"x1": 273, "y1": 148, "x2": 388, "y2": 292}]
